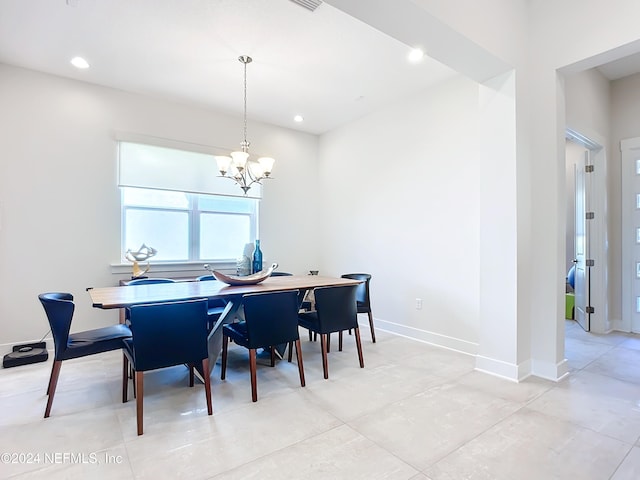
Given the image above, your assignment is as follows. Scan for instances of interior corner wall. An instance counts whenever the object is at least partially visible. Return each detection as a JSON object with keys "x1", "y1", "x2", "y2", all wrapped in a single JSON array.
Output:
[
  {"x1": 476, "y1": 71, "x2": 521, "y2": 379},
  {"x1": 317, "y1": 74, "x2": 481, "y2": 355},
  {"x1": 0, "y1": 63, "x2": 320, "y2": 353}
]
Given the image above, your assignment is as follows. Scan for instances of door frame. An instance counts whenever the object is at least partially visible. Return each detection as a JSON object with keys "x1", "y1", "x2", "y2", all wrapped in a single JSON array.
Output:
[
  {"x1": 565, "y1": 128, "x2": 608, "y2": 333},
  {"x1": 621, "y1": 137, "x2": 640, "y2": 332}
]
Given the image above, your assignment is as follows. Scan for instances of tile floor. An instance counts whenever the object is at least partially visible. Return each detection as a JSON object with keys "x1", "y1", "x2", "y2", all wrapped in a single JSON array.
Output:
[{"x1": 2, "y1": 320, "x2": 640, "y2": 479}]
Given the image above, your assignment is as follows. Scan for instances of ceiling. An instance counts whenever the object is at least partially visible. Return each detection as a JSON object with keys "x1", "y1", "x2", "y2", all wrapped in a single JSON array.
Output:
[
  {"x1": 596, "y1": 51, "x2": 640, "y2": 81},
  {"x1": 2, "y1": 0, "x2": 638, "y2": 137},
  {"x1": 0, "y1": 0, "x2": 458, "y2": 135}
]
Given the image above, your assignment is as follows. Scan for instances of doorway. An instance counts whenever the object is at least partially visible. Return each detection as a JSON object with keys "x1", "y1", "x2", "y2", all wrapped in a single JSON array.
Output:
[{"x1": 565, "y1": 129, "x2": 607, "y2": 333}]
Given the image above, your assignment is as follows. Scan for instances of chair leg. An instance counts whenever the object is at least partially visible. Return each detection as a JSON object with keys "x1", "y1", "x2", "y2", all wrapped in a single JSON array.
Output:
[
  {"x1": 221, "y1": 333, "x2": 229, "y2": 380},
  {"x1": 339, "y1": 331, "x2": 343, "y2": 351},
  {"x1": 287, "y1": 341, "x2": 293, "y2": 362},
  {"x1": 202, "y1": 358, "x2": 213, "y2": 415},
  {"x1": 327, "y1": 333, "x2": 331, "y2": 353},
  {"x1": 189, "y1": 364, "x2": 195, "y2": 387},
  {"x1": 122, "y1": 354, "x2": 129, "y2": 403},
  {"x1": 368, "y1": 311, "x2": 376, "y2": 343},
  {"x1": 249, "y1": 348, "x2": 258, "y2": 402},
  {"x1": 270, "y1": 347, "x2": 275, "y2": 367},
  {"x1": 135, "y1": 371, "x2": 144, "y2": 436},
  {"x1": 308, "y1": 330, "x2": 312, "y2": 342},
  {"x1": 44, "y1": 360, "x2": 62, "y2": 418},
  {"x1": 354, "y1": 327, "x2": 365, "y2": 368},
  {"x1": 46, "y1": 360, "x2": 56, "y2": 395},
  {"x1": 320, "y1": 334, "x2": 329, "y2": 379},
  {"x1": 295, "y1": 339, "x2": 305, "y2": 387}
]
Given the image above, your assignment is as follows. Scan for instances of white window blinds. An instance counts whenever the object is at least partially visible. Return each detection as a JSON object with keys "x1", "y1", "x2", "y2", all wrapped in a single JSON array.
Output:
[{"x1": 118, "y1": 141, "x2": 262, "y2": 199}]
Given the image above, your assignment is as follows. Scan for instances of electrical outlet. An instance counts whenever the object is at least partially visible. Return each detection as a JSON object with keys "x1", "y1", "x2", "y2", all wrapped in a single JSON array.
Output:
[{"x1": 415, "y1": 298, "x2": 422, "y2": 310}]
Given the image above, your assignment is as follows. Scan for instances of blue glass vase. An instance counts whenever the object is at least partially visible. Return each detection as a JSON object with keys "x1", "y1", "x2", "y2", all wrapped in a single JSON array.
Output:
[{"x1": 252, "y1": 240, "x2": 263, "y2": 274}]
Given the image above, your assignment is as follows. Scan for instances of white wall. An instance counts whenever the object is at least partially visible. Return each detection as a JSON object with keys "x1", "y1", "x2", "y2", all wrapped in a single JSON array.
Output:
[
  {"x1": 565, "y1": 68, "x2": 611, "y2": 141},
  {"x1": 318, "y1": 75, "x2": 481, "y2": 353},
  {"x1": 0, "y1": 64, "x2": 320, "y2": 351}
]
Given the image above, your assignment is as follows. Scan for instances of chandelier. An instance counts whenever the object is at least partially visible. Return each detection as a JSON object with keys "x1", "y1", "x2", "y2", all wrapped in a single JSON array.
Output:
[{"x1": 215, "y1": 55, "x2": 274, "y2": 195}]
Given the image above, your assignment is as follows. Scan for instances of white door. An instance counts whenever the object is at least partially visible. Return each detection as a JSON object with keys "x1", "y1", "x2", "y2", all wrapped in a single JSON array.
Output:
[
  {"x1": 574, "y1": 150, "x2": 591, "y2": 331},
  {"x1": 621, "y1": 137, "x2": 640, "y2": 332}
]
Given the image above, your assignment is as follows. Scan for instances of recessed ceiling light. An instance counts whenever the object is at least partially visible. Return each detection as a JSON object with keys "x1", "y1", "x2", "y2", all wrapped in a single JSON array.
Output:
[
  {"x1": 294, "y1": 115, "x2": 304, "y2": 123},
  {"x1": 408, "y1": 48, "x2": 424, "y2": 63},
  {"x1": 70, "y1": 56, "x2": 89, "y2": 69}
]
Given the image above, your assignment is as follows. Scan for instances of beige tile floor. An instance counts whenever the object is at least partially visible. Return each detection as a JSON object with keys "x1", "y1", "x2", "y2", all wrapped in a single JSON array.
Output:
[{"x1": 2, "y1": 320, "x2": 640, "y2": 479}]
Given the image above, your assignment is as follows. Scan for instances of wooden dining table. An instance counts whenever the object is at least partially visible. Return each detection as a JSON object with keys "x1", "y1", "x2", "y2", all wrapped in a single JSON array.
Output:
[{"x1": 87, "y1": 274, "x2": 361, "y2": 377}]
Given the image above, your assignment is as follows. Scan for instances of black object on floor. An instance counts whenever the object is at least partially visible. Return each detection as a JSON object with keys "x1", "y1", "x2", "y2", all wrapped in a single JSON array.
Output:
[{"x1": 3, "y1": 342, "x2": 48, "y2": 368}]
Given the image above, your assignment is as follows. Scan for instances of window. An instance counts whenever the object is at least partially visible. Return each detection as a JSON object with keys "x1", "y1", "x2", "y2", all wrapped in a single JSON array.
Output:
[
  {"x1": 116, "y1": 139, "x2": 262, "y2": 264},
  {"x1": 122, "y1": 187, "x2": 258, "y2": 262}
]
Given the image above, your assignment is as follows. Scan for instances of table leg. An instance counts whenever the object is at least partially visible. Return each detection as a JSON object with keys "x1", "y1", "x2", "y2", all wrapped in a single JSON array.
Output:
[{"x1": 194, "y1": 297, "x2": 243, "y2": 383}]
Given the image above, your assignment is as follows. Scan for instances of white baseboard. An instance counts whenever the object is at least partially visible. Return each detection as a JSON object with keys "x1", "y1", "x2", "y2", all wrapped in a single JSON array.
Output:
[
  {"x1": 371, "y1": 317, "x2": 478, "y2": 356},
  {"x1": 369, "y1": 317, "x2": 570, "y2": 382}
]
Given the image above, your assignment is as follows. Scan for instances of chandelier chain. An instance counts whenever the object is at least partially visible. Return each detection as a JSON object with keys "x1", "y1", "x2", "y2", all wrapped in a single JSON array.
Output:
[{"x1": 243, "y1": 58, "x2": 248, "y2": 152}]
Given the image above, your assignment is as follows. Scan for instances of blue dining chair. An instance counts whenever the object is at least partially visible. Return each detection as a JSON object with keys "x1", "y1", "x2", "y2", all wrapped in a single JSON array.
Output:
[
  {"x1": 221, "y1": 290, "x2": 305, "y2": 402},
  {"x1": 341, "y1": 273, "x2": 375, "y2": 343},
  {"x1": 122, "y1": 298, "x2": 212, "y2": 435},
  {"x1": 123, "y1": 277, "x2": 176, "y2": 324},
  {"x1": 298, "y1": 285, "x2": 363, "y2": 379},
  {"x1": 38, "y1": 292, "x2": 132, "y2": 418},
  {"x1": 127, "y1": 277, "x2": 176, "y2": 285},
  {"x1": 195, "y1": 274, "x2": 228, "y2": 319},
  {"x1": 268, "y1": 271, "x2": 313, "y2": 313}
]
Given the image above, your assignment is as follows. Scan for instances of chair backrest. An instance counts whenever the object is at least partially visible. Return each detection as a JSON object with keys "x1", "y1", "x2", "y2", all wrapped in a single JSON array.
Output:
[
  {"x1": 341, "y1": 273, "x2": 371, "y2": 308},
  {"x1": 38, "y1": 292, "x2": 75, "y2": 361},
  {"x1": 270, "y1": 272, "x2": 293, "y2": 276},
  {"x1": 242, "y1": 290, "x2": 300, "y2": 349},
  {"x1": 196, "y1": 275, "x2": 215, "y2": 281},
  {"x1": 194, "y1": 275, "x2": 228, "y2": 309},
  {"x1": 313, "y1": 285, "x2": 358, "y2": 334},
  {"x1": 126, "y1": 298, "x2": 209, "y2": 371},
  {"x1": 127, "y1": 278, "x2": 176, "y2": 285}
]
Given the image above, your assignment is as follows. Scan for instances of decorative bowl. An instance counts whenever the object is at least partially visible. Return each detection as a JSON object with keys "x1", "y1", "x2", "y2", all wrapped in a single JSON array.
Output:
[{"x1": 205, "y1": 263, "x2": 278, "y2": 286}]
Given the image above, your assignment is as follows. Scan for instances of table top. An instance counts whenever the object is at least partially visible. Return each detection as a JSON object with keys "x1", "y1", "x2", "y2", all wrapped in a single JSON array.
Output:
[{"x1": 88, "y1": 275, "x2": 361, "y2": 309}]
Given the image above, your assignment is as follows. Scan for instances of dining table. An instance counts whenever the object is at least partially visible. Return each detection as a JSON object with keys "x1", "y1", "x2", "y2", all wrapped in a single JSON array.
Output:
[{"x1": 87, "y1": 274, "x2": 361, "y2": 378}]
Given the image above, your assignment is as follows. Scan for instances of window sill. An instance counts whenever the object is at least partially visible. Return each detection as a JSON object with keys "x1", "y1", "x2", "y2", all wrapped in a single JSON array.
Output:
[{"x1": 110, "y1": 261, "x2": 237, "y2": 276}]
